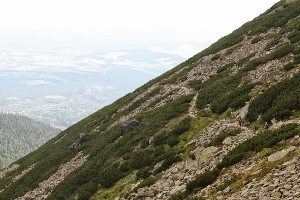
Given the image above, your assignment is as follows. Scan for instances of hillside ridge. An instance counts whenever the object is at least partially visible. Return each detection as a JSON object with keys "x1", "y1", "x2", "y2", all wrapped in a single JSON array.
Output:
[
  {"x1": 0, "y1": 0, "x2": 299, "y2": 199},
  {"x1": 0, "y1": 112, "x2": 60, "y2": 169}
]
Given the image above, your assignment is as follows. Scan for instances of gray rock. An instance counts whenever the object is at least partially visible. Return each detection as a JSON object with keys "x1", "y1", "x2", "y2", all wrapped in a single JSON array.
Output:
[
  {"x1": 69, "y1": 133, "x2": 88, "y2": 150},
  {"x1": 223, "y1": 137, "x2": 233, "y2": 145},
  {"x1": 267, "y1": 146, "x2": 296, "y2": 162},
  {"x1": 121, "y1": 120, "x2": 139, "y2": 133}
]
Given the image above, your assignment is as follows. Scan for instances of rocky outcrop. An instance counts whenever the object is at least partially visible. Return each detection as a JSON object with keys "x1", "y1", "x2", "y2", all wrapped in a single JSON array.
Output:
[
  {"x1": 268, "y1": 146, "x2": 296, "y2": 162},
  {"x1": 16, "y1": 152, "x2": 87, "y2": 200},
  {"x1": 227, "y1": 155, "x2": 300, "y2": 200},
  {"x1": 69, "y1": 133, "x2": 88, "y2": 150},
  {"x1": 121, "y1": 120, "x2": 140, "y2": 134},
  {"x1": 127, "y1": 119, "x2": 253, "y2": 199},
  {"x1": 0, "y1": 164, "x2": 19, "y2": 180},
  {"x1": 13, "y1": 164, "x2": 36, "y2": 183}
]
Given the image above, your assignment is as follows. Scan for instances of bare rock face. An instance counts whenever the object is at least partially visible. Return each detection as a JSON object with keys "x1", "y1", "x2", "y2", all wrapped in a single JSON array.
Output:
[
  {"x1": 268, "y1": 146, "x2": 296, "y2": 162},
  {"x1": 121, "y1": 120, "x2": 139, "y2": 134},
  {"x1": 69, "y1": 133, "x2": 88, "y2": 150},
  {"x1": 222, "y1": 137, "x2": 233, "y2": 145},
  {"x1": 226, "y1": 155, "x2": 300, "y2": 200}
]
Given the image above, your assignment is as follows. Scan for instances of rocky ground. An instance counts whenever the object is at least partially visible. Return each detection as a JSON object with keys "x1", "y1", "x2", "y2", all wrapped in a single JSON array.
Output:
[{"x1": 16, "y1": 152, "x2": 88, "y2": 200}]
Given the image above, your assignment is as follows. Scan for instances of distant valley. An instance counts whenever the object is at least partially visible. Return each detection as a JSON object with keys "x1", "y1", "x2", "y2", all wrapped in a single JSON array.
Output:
[{"x1": 0, "y1": 48, "x2": 184, "y2": 129}]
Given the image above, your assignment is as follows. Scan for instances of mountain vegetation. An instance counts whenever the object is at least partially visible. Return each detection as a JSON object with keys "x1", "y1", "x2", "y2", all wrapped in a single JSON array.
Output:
[
  {"x1": 0, "y1": 0, "x2": 299, "y2": 199},
  {"x1": 0, "y1": 113, "x2": 60, "y2": 168}
]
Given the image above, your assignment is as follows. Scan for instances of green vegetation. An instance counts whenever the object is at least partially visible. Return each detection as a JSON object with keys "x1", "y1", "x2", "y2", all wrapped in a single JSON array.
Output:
[
  {"x1": 241, "y1": 56, "x2": 269, "y2": 72},
  {"x1": 265, "y1": 36, "x2": 281, "y2": 50},
  {"x1": 217, "y1": 124, "x2": 299, "y2": 169},
  {"x1": 211, "y1": 84, "x2": 255, "y2": 114},
  {"x1": 271, "y1": 43, "x2": 295, "y2": 59},
  {"x1": 236, "y1": 53, "x2": 255, "y2": 66},
  {"x1": 186, "y1": 0, "x2": 300, "y2": 65},
  {"x1": 251, "y1": 36, "x2": 264, "y2": 44},
  {"x1": 225, "y1": 44, "x2": 242, "y2": 56},
  {"x1": 284, "y1": 63, "x2": 296, "y2": 71},
  {"x1": 193, "y1": 70, "x2": 255, "y2": 115},
  {"x1": 288, "y1": 30, "x2": 300, "y2": 43},
  {"x1": 0, "y1": 94, "x2": 193, "y2": 200},
  {"x1": 284, "y1": 54, "x2": 300, "y2": 71},
  {"x1": 211, "y1": 54, "x2": 221, "y2": 60},
  {"x1": 1, "y1": 1, "x2": 300, "y2": 199},
  {"x1": 169, "y1": 192, "x2": 204, "y2": 200},
  {"x1": 127, "y1": 86, "x2": 161, "y2": 112},
  {"x1": 0, "y1": 113, "x2": 59, "y2": 168},
  {"x1": 242, "y1": 43, "x2": 294, "y2": 72},
  {"x1": 217, "y1": 177, "x2": 237, "y2": 191},
  {"x1": 186, "y1": 168, "x2": 221, "y2": 192},
  {"x1": 186, "y1": 124, "x2": 299, "y2": 194},
  {"x1": 153, "y1": 117, "x2": 192, "y2": 146},
  {"x1": 246, "y1": 73, "x2": 300, "y2": 122},
  {"x1": 217, "y1": 62, "x2": 235, "y2": 73}
]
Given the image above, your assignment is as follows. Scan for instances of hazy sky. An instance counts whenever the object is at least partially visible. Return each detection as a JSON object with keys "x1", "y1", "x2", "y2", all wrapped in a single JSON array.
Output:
[{"x1": 0, "y1": 0, "x2": 280, "y2": 57}]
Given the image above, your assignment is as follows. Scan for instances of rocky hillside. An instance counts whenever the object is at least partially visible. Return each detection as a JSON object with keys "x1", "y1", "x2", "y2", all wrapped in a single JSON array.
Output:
[
  {"x1": 0, "y1": 0, "x2": 299, "y2": 199},
  {"x1": 0, "y1": 113, "x2": 60, "y2": 168}
]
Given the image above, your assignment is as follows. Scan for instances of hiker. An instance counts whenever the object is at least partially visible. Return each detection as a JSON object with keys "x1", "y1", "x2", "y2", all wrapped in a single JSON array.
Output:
[{"x1": 237, "y1": 116, "x2": 242, "y2": 127}]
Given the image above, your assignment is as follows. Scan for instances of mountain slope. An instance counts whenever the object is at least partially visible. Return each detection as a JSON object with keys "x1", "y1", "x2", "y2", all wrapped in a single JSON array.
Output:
[
  {"x1": 0, "y1": 113, "x2": 60, "y2": 168},
  {"x1": 0, "y1": 0, "x2": 300, "y2": 199}
]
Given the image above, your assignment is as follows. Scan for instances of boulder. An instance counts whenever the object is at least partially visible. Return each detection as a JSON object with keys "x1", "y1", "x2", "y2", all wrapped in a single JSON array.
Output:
[
  {"x1": 223, "y1": 137, "x2": 233, "y2": 145},
  {"x1": 121, "y1": 120, "x2": 139, "y2": 133},
  {"x1": 69, "y1": 133, "x2": 88, "y2": 150},
  {"x1": 267, "y1": 146, "x2": 296, "y2": 162}
]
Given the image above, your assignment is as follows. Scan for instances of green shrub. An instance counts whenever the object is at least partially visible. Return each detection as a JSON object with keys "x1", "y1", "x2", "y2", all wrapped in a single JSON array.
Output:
[
  {"x1": 293, "y1": 54, "x2": 300, "y2": 65},
  {"x1": 129, "y1": 149, "x2": 155, "y2": 169},
  {"x1": 196, "y1": 72, "x2": 242, "y2": 110},
  {"x1": 271, "y1": 43, "x2": 295, "y2": 59},
  {"x1": 237, "y1": 53, "x2": 256, "y2": 66},
  {"x1": 172, "y1": 117, "x2": 192, "y2": 135},
  {"x1": 288, "y1": 30, "x2": 300, "y2": 43},
  {"x1": 186, "y1": 124, "x2": 299, "y2": 194},
  {"x1": 265, "y1": 37, "x2": 281, "y2": 50},
  {"x1": 186, "y1": 168, "x2": 221, "y2": 193},
  {"x1": 77, "y1": 182, "x2": 98, "y2": 200},
  {"x1": 153, "y1": 132, "x2": 169, "y2": 146},
  {"x1": 217, "y1": 177, "x2": 237, "y2": 191},
  {"x1": 241, "y1": 55, "x2": 270, "y2": 72},
  {"x1": 225, "y1": 44, "x2": 242, "y2": 55},
  {"x1": 212, "y1": 54, "x2": 221, "y2": 60},
  {"x1": 211, "y1": 83, "x2": 255, "y2": 114},
  {"x1": 154, "y1": 152, "x2": 181, "y2": 174},
  {"x1": 134, "y1": 176, "x2": 157, "y2": 191},
  {"x1": 153, "y1": 117, "x2": 192, "y2": 146},
  {"x1": 99, "y1": 164, "x2": 124, "y2": 188},
  {"x1": 217, "y1": 62, "x2": 235, "y2": 73},
  {"x1": 251, "y1": 36, "x2": 264, "y2": 44},
  {"x1": 246, "y1": 73, "x2": 300, "y2": 122},
  {"x1": 242, "y1": 44, "x2": 294, "y2": 72},
  {"x1": 217, "y1": 124, "x2": 299, "y2": 169},
  {"x1": 167, "y1": 136, "x2": 179, "y2": 146},
  {"x1": 137, "y1": 167, "x2": 151, "y2": 179},
  {"x1": 283, "y1": 63, "x2": 295, "y2": 71},
  {"x1": 169, "y1": 192, "x2": 189, "y2": 200}
]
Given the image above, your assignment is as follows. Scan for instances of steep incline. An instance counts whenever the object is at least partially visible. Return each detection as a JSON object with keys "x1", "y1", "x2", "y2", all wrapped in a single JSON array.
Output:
[{"x1": 0, "y1": 0, "x2": 299, "y2": 199}]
